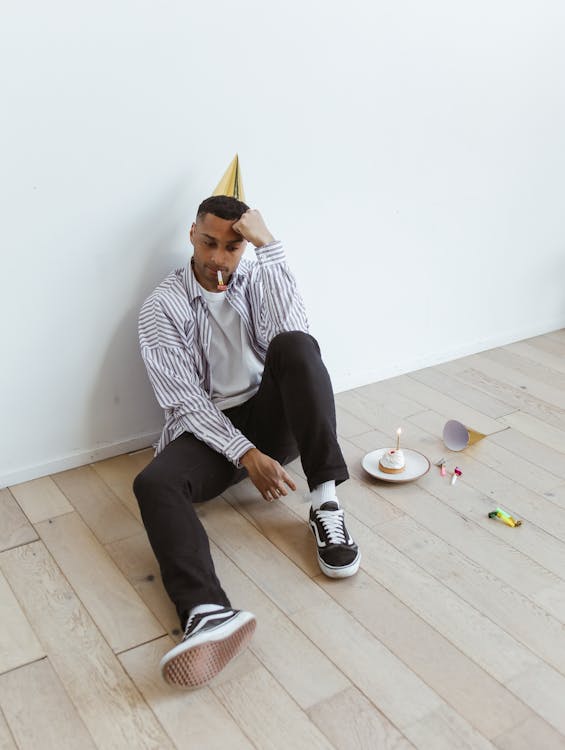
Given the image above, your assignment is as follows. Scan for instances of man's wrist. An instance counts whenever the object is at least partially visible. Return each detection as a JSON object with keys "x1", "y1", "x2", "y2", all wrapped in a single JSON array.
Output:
[
  {"x1": 253, "y1": 234, "x2": 276, "y2": 248},
  {"x1": 239, "y1": 446, "x2": 259, "y2": 468}
]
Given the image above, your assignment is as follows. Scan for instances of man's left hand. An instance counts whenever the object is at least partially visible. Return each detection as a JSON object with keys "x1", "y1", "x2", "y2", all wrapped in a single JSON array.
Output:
[{"x1": 232, "y1": 209, "x2": 275, "y2": 248}]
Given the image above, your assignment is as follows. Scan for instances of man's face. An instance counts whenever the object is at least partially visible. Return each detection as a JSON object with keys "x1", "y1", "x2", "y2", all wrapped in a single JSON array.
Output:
[{"x1": 189, "y1": 213, "x2": 247, "y2": 292}]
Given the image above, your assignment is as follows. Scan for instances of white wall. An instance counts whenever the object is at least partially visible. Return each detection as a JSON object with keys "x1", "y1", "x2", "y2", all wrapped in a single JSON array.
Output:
[{"x1": 2, "y1": 0, "x2": 565, "y2": 486}]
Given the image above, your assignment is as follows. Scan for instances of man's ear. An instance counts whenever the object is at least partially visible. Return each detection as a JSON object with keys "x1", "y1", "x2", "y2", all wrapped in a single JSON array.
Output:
[{"x1": 189, "y1": 222, "x2": 196, "y2": 245}]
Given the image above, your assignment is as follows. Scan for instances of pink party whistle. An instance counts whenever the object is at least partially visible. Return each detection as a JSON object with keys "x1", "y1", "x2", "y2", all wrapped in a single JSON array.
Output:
[{"x1": 451, "y1": 466, "x2": 462, "y2": 485}]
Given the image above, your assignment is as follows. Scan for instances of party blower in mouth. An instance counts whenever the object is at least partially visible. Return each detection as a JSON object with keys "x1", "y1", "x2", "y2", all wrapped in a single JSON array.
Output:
[{"x1": 216, "y1": 270, "x2": 227, "y2": 291}]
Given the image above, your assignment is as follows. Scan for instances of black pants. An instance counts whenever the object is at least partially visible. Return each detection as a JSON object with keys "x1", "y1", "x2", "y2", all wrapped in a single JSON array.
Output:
[{"x1": 133, "y1": 331, "x2": 348, "y2": 626}]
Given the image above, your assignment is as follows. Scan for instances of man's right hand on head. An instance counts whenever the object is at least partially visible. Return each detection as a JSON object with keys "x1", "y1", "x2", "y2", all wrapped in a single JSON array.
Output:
[
  {"x1": 232, "y1": 209, "x2": 275, "y2": 248},
  {"x1": 239, "y1": 447, "x2": 297, "y2": 502}
]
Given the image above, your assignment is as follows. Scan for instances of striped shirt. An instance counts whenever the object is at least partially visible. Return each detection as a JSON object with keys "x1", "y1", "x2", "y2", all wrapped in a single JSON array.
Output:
[{"x1": 138, "y1": 241, "x2": 309, "y2": 465}]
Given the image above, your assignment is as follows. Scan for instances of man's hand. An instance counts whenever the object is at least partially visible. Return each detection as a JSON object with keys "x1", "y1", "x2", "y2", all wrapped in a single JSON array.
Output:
[
  {"x1": 232, "y1": 209, "x2": 275, "y2": 248},
  {"x1": 240, "y1": 447, "x2": 297, "y2": 502}
]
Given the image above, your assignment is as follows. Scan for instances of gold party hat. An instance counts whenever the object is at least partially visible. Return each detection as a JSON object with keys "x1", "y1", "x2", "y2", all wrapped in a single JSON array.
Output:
[
  {"x1": 213, "y1": 154, "x2": 246, "y2": 201},
  {"x1": 443, "y1": 419, "x2": 487, "y2": 451},
  {"x1": 467, "y1": 427, "x2": 486, "y2": 446}
]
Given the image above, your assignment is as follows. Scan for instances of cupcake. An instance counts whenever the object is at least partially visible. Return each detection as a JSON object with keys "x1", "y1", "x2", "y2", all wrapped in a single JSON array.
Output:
[{"x1": 378, "y1": 449, "x2": 406, "y2": 474}]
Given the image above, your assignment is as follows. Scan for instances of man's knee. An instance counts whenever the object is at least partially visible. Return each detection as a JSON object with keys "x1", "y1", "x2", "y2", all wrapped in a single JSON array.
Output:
[
  {"x1": 133, "y1": 461, "x2": 181, "y2": 509},
  {"x1": 269, "y1": 330, "x2": 320, "y2": 360}
]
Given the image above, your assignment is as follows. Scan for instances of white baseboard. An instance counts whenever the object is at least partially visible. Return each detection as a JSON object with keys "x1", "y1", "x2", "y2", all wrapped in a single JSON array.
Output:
[{"x1": 0, "y1": 432, "x2": 161, "y2": 490}]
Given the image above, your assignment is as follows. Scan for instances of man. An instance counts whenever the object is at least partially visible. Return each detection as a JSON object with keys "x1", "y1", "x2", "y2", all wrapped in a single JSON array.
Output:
[{"x1": 134, "y1": 194, "x2": 360, "y2": 689}]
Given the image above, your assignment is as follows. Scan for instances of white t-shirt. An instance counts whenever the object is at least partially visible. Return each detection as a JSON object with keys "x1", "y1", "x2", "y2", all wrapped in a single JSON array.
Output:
[{"x1": 199, "y1": 285, "x2": 264, "y2": 410}]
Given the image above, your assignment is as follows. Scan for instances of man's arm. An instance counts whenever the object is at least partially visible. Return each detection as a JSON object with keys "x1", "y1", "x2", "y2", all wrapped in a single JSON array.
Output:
[
  {"x1": 233, "y1": 210, "x2": 309, "y2": 341},
  {"x1": 139, "y1": 297, "x2": 254, "y2": 466}
]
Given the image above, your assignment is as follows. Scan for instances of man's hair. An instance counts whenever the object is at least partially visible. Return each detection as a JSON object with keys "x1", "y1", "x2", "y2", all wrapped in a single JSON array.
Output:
[{"x1": 196, "y1": 195, "x2": 249, "y2": 222}]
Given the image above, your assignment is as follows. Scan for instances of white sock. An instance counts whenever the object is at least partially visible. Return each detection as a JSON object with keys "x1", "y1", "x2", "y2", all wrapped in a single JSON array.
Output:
[
  {"x1": 310, "y1": 480, "x2": 339, "y2": 510},
  {"x1": 190, "y1": 603, "x2": 225, "y2": 617}
]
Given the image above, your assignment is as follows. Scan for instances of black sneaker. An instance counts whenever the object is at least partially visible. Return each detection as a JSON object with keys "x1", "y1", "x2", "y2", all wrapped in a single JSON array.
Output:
[
  {"x1": 160, "y1": 607, "x2": 256, "y2": 689},
  {"x1": 309, "y1": 501, "x2": 360, "y2": 578}
]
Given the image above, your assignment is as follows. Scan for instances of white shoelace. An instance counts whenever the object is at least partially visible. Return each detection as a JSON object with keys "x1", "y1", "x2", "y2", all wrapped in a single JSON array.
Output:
[{"x1": 316, "y1": 508, "x2": 347, "y2": 544}]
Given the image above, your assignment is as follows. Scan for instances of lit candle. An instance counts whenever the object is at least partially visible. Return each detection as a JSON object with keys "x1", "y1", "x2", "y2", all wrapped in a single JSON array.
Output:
[{"x1": 395, "y1": 428, "x2": 402, "y2": 451}]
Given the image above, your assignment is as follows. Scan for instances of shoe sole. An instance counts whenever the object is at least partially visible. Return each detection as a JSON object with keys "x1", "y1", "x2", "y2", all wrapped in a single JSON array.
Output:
[
  {"x1": 160, "y1": 612, "x2": 256, "y2": 689},
  {"x1": 317, "y1": 549, "x2": 361, "y2": 578}
]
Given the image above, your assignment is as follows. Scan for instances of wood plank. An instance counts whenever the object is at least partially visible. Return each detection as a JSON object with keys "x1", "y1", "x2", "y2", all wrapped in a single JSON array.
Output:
[
  {"x1": 489, "y1": 427, "x2": 565, "y2": 480},
  {"x1": 222, "y1": 480, "x2": 319, "y2": 578},
  {"x1": 335, "y1": 403, "x2": 374, "y2": 438},
  {"x1": 211, "y1": 540, "x2": 350, "y2": 710},
  {"x1": 338, "y1": 435, "x2": 378, "y2": 482},
  {"x1": 314, "y1": 569, "x2": 531, "y2": 740},
  {"x1": 506, "y1": 339, "x2": 565, "y2": 375},
  {"x1": 51, "y1": 465, "x2": 142, "y2": 544},
  {"x1": 524, "y1": 331, "x2": 565, "y2": 356},
  {"x1": 307, "y1": 687, "x2": 415, "y2": 750},
  {"x1": 340, "y1": 380, "x2": 426, "y2": 418},
  {"x1": 482, "y1": 347, "x2": 565, "y2": 391},
  {"x1": 442, "y1": 366, "x2": 565, "y2": 431},
  {"x1": 547, "y1": 328, "x2": 565, "y2": 342},
  {"x1": 404, "y1": 704, "x2": 496, "y2": 750},
  {"x1": 506, "y1": 663, "x2": 565, "y2": 736},
  {"x1": 0, "y1": 489, "x2": 37, "y2": 552},
  {"x1": 127, "y1": 448, "x2": 154, "y2": 473},
  {"x1": 36, "y1": 512, "x2": 164, "y2": 653},
  {"x1": 494, "y1": 714, "x2": 565, "y2": 750},
  {"x1": 348, "y1": 516, "x2": 565, "y2": 732},
  {"x1": 408, "y1": 368, "x2": 516, "y2": 419},
  {"x1": 377, "y1": 515, "x2": 565, "y2": 674},
  {"x1": 336, "y1": 392, "x2": 414, "y2": 443},
  {"x1": 91, "y1": 453, "x2": 142, "y2": 522},
  {"x1": 544, "y1": 482, "x2": 565, "y2": 512},
  {"x1": 331, "y1": 474, "x2": 404, "y2": 529},
  {"x1": 0, "y1": 711, "x2": 16, "y2": 750},
  {"x1": 0, "y1": 658, "x2": 96, "y2": 750},
  {"x1": 343, "y1": 515, "x2": 539, "y2": 683},
  {"x1": 105, "y1": 532, "x2": 180, "y2": 637},
  {"x1": 211, "y1": 651, "x2": 337, "y2": 750},
  {"x1": 291, "y1": 598, "x2": 445, "y2": 730},
  {"x1": 118, "y1": 636, "x2": 254, "y2": 750},
  {"x1": 8, "y1": 477, "x2": 72, "y2": 524},
  {"x1": 0, "y1": 569, "x2": 44, "y2": 673},
  {"x1": 0, "y1": 541, "x2": 173, "y2": 750},
  {"x1": 499, "y1": 410, "x2": 565, "y2": 453},
  {"x1": 362, "y1": 374, "x2": 507, "y2": 435},
  {"x1": 198, "y1": 497, "x2": 328, "y2": 616}
]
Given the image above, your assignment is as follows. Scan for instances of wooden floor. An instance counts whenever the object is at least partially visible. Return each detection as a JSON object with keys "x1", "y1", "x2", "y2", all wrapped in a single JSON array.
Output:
[{"x1": 2, "y1": 331, "x2": 565, "y2": 749}]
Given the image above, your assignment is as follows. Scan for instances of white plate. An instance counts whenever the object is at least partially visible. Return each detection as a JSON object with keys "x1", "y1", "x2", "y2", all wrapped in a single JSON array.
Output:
[{"x1": 362, "y1": 448, "x2": 431, "y2": 483}]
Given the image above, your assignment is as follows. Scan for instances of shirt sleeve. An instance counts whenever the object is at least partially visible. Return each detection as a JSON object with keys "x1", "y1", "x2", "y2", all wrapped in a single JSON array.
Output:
[
  {"x1": 139, "y1": 298, "x2": 255, "y2": 466},
  {"x1": 253, "y1": 240, "x2": 309, "y2": 341}
]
